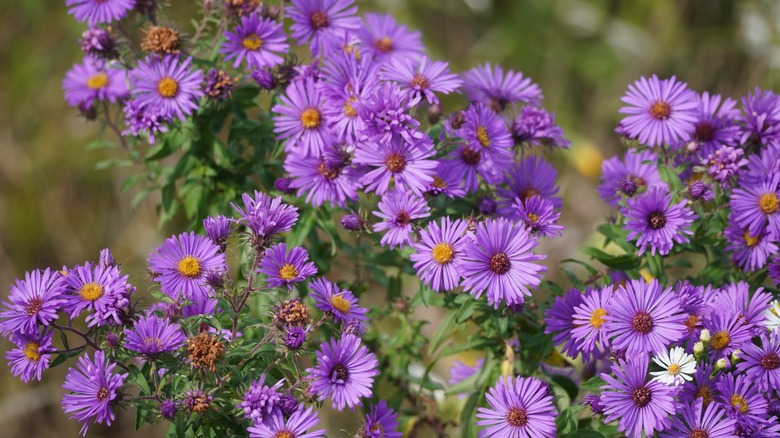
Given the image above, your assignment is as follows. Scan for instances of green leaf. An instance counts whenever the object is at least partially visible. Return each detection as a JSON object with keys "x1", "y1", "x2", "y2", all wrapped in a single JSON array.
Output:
[
  {"x1": 551, "y1": 374, "x2": 578, "y2": 401},
  {"x1": 562, "y1": 431, "x2": 606, "y2": 438},
  {"x1": 580, "y1": 375, "x2": 607, "y2": 392},
  {"x1": 428, "y1": 309, "x2": 458, "y2": 355},
  {"x1": 580, "y1": 247, "x2": 641, "y2": 270},
  {"x1": 556, "y1": 406, "x2": 581, "y2": 435},
  {"x1": 459, "y1": 391, "x2": 480, "y2": 438}
]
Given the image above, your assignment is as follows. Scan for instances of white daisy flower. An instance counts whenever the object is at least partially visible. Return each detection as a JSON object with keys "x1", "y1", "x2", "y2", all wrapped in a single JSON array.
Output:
[
  {"x1": 764, "y1": 300, "x2": 780, "y2": 332},
  {"x1": 650, "y1": 346, "x2": 695, "y2": 386}
]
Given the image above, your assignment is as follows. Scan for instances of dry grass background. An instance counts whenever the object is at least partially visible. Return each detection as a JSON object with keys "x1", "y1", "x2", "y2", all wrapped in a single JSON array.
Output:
[{"x1": 1, "y1": 0, "x2": 779, "y2": 436}]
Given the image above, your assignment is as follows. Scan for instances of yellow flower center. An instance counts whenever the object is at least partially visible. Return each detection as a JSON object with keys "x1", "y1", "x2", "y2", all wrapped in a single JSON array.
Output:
[
  {"x1": 589, "y1": 308, "x2": 607, "y2": 328},
  {"x1": 300, "y1": 108, "x2": 321, "y2": 129},
  {"x1": 157, "y1": 77, "x2": 178, "y2": 98},
  {"x1": 343, "y1": 98, "x2": 357, "y2": 117},
  {"x1": 527, "y1": 213, "x2": 539, "y2": 224},
  {"x1": 80, "y1": 282, "x2": 104, "y2": 302},
  {"x1": 242, "y1": 34, "x2": 263, "y2": 51},
  {"x1": 86, "y1": 72, "x2": 109, "y2": 90},
  {"x1": 374, "y1": 36, "x2": 393, "y2": 53},
  {"x1": 278, "y1": 264, "x2": 299, "y2": 281},
  {"x1": 275, "y1": 432, "x2": 293, "y2": 438},
  {"x1": 744, "y1": 231, "x2": 759, "y2": 247},
  {"x1": 177, "y1": 256, "x2": 202, "y2": 278},
  {"x1": 432, "y1": 176, "x2": 447, "y2": 189},
  {"x1": 329, "y1": 295, "x2": 352, "y2": 314},
  {"x1": 731, "y1": 394, "x2": 749, "y2": 414},
  {"x1": 696, "y1": 386, "x2": 713, "y2": 406},
  {"x1": 711, "y1": 330, "x2": 730, "y2": 350},
  {"x1": 432, "y1": 243, "x2": 454, "y2": 264},
  {"x1": 24, "y1": 342, "x2": 41, "y2": 361},
  {"x1": 667, "y1": 363, "x2": 681, "y2": 375},
  {"x1": 759, "y1": 193, "x2": 779, "y2": 214},
  {"x1": 476, "y1": 126, "x2": 491, "y2": 148}
]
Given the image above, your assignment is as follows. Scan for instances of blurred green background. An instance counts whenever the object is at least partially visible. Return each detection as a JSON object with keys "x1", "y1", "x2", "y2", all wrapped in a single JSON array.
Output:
[{"x1": 1, "y1": 0, "x2": 779, "y2": 436}]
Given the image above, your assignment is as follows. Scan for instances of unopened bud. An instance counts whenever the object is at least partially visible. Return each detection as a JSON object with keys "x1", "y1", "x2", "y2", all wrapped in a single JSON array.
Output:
[
  {"x1": 715, "y1": 358, "x2": 727, "y2": 370},
  {"x1": 699, "y1": 329, "x2": 710, "y2": 343}
]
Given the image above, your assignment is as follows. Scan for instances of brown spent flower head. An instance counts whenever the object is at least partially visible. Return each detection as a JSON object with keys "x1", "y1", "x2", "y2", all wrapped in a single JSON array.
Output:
[
  {"x1": 224, "y1": 0, "x2": 263, "y2": 17},
  {"x1": 182, "y1": 389, "x2": 213, "y2": 413},
  {"x1": 186, "y1": 333, "x2": 224, "y2": 372},
  {"x1": 273, "y1": 298, "x2": 312, "y2": 328},
  {"x1": 141, "y1": 26, "x2": 182, "y2": 55}
]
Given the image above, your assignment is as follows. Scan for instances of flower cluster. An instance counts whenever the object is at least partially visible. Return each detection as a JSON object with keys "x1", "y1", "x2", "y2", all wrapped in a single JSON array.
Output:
[{"x1": 17, "y1": 0, "x2": 780, "y2": 437}]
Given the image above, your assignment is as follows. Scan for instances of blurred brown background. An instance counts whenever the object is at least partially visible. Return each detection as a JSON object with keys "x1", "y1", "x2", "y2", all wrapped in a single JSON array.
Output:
[{"x1": 1, "y1": 0, "x2": 779, "y2": 436}]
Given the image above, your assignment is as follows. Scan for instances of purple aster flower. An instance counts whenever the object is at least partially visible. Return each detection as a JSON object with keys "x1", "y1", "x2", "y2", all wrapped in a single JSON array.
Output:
[
  {"x1": 284, "y1": 147, "x2": 360, "y2": 207},
  {"x1": 231, "y1": 191, "x2": 299, "y2": 241},
  {"x1": 130, "y1": 55, "x2": 204, "y2": 121},
  {"x1": 66, "y1": 0, "x2": 135, "y2": 25},
  {"x1": 320, "y1": 51, "x2": 379, "y2": 145},
  {"x1": 372, "y1": 191, "x2": 430, "y2": 250},
  {"x1": 737, "y1": 331, "x2": 780, "y2": 393},
  {"x1": 341, "y1": 213, "x2": 367, "y2": 231},
  {"x1": 63, "y1": 262, "x2": 132, "y2": 327},
  {"x1": 724, "y1": 215, "x2": 777, "y2": 272},
  {"x1": 513, "y1": 195, "x2": 564, "y2": 238},
  {"x1": 273, "y1": 177, "x2": 295, "y2": 194},
  {"x1": 730, "y1": 173, "x2": 780, "y2": 237},
  {"x1": 99, "y1": 248, "x2": 116, "y2": 269},
  {"x1": 716, "y1": 373, "x2": 769, "y2": 423},
  {"x1": 203, "y1": 215, "x2": 233, "y2": 248},
  {"x1": 121, "y1": 99, "x2": 168, "y2": 144},
  {"x1": 740, "y1": 87, "x2": 780, "y2": 149},
  {"x1": 623, "y1": 187, "x2": 696, "y2": 256},
  {"x1": 426, "y1": 161, "x2": 466, "y2": 199},
  {"x1": 604, "y1": 279, "x2": 686, "y2": 354},
  {"x1": 477, "y1": 196, "x2": 498, "y2": 215},
  {"x1": 356, "y1": 82, "x2": 423, "y2": 145},
  {"x1": 252, "y1": 68, "x2": 276, "y2": 89},
  {"x1": 475, "y1": 376, "x2": 556, "y2": 438},
  {"x1": 356, "y1": 13, "x2": 424, "y2": 64},
  {"x1": 703, "y1": 310, "x2": 752, "y2": 360},
  {"x1": 147, "y1": 232, "x2": 227, "y2": 301},
  {"x1": 309, "y1": 277, "x2": 368, "y2": 323},
  {"x1": 512, "y1": 105, "x2": 571, "y2": 149},
  {"x1": 285, "y1": 326, "x2": 307, "y2": 350},
  {"x1": 659, "y1": 398, "x2": 736, "y2": 438},
  {"x1": 704, "y1": 145, "x2": 748, "y2": 186},
  {"x1": 361, "y1": 401, "x2": 402, "y2": 438},
  {"x1": 278, "y1": 395, "x2": 298, "y2": 417},
  {"x1": 63, "y1": 57, "x2": 129, "y2": 108},
  {"x1": 342, "y1": 319, "x2": 366, "y2": 337},
  {"x1": 460, "y1": 218, "x2": 546, "y2": 309},
  {"x1": 287, "y1": 0, "x2": 360, "y2": 57},
  {"x1": 160, "y1": 399, "x2": 177, "y2": 419},
  {"x1": 306, "y1": 334, "x2": 379, "y2": 411},
  {"x1": 688, "y1": 180, "x2": 714, "y2": 201},
  {"x1": 619, "y1": 75, "x2": 698, "y2": 147},
  {"x1": 446, "y1": 143, "x2": 510, "y2": 193},
  {"x1": 544, "y1": 288, "x2": 586, "y2": 359},
  {"x1": 462, "y1": 63, "x2": 542, "y2": 112},
  {"x1": 449, "y1": 358, "x2": 485, "y2": 387},
  {"x1": 456, "y1": 103, "x2": 513, "y2": 163},
  {"x1": 597, "y1": 149, "x2": 666, "y2": 207},
  {"x1": 600, "y1": 354, "x2": 678, "y2": 437},
  {"x1": 382, "y1": 56, "x2": 461, "y2": 105},
  {"x1": 80, "y1": 27, "x2": 118, "y2": 59},
  {"x1": 123, "y1": 314, "x2": 186, "y2": 357},
  {"x1": 583, "y1": 394, "x2": 604, "y2": 415},
  {"x1": 239, "y1": 374, "x2": 285, "y2": 425},
  {"x1": 571, "y1": 285, "x2": 613, "y2": 360},
  {"x1": 715, "y1": 281, "x2": 773, "y2": 334},
  {"x1": 0, "y1": 269, "x2": 66, "y2": 335},
  {"x1": 248, "y1": 405, "x2": 325, "y2": 438},
  {"x1": 410, "y1": 217, "x2": 469, "y2": 292},
  {"x1": 273, "y1": 77, "x2": 335, "y2": 157},
  {"x1": 679, "y1": 365, "x2": 719, "y2": 408},
  {"x1": 497, "y1": 156, "x2": 562, "y2": 218},
  {"x1": 683, "y1": 91, "x2": 740, "y2": 156},
  {"x1": 62, "y1": 351, "x2": 128, "y2": 436},
  {"x1": 5, "y1": 329, "x2": 53, "y2": 383},
  {"x1": 182, "y1": 295, "x2": 218, "y2": 318},
  {"x1": 258, "y1": 243, "x2": 317, "y2": 290},
  {"x1": 221, "y1": 14, "x2": 288, "y2": 69}
]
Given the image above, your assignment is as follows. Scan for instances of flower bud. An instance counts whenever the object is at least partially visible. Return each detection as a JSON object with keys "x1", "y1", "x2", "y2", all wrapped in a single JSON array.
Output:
[
  {"x1": 99, "y1": 248, "x2": 116, "y2": 268},
  {"x1": 341, "y1": 213, "x2": 366, "y2": 231},
  {"x1": 477, "y1": 197, "x2": 497, "y2": 215},
  {"x1": 273, "y1": 177, "x2": 295, "y2": 194},
  {"x1": 699, "y1": 329, "x2": 710, "y2": 343},
  {"x1": 693, "y1": 341, "x2": 704, "y2": 358},
  {"x1": 715, "y1": 358, "x2": 727, "y2": 370}
]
